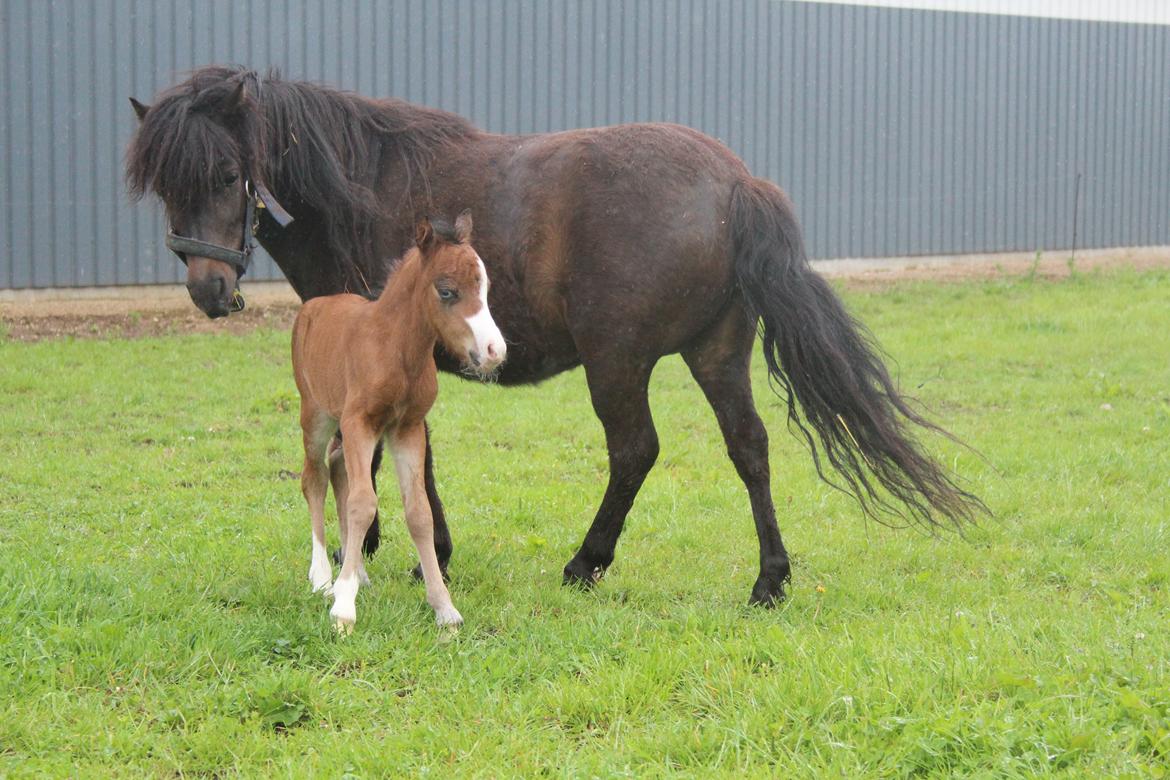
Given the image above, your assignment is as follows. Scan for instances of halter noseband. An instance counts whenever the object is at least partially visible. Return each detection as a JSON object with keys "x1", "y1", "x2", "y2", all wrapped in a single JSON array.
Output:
[{"x1": 165, "y1": 179, "x2": 293, "y2": 310}]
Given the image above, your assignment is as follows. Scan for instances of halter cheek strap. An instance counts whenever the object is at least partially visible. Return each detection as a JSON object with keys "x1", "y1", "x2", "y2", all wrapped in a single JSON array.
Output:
[
  {"x1": 165, "y1": 180, "x2": 293, "y2": 277},
  {"x1": 166, "y1": 191, "x2": 257, "y2": 276}
]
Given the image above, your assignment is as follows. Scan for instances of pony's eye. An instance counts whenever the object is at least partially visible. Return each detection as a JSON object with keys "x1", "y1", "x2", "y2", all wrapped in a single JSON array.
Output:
[
  {"x1": 220, "y1": 172, "x2": 239, "y2": 188},
  {"x1": 436, "y1": 286, "x2": 459, "y2": 303}
]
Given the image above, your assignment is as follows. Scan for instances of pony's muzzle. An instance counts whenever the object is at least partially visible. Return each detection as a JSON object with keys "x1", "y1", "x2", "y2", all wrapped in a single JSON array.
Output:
[
  {"x1": 184, "y1": 258, "x2": 240, "y2": 319},
  {"x1": 186, "y1": 276, "x2": 228, "y2": 318}
]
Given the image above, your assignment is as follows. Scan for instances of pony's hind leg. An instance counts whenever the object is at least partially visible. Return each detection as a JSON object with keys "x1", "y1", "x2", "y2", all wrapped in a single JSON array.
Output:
[
  {"x1": 330, "y1": 419, "x2": 381, "y2": 631},
  {"x1": 392, "y1": 423, "x2": 462, "y2": 627},
  {"x1": 681, "y1": 303, "x2": 790, "y2": 606},
  {"x1": 302, "y1": 413, "x2": 336, "y2": 593}
]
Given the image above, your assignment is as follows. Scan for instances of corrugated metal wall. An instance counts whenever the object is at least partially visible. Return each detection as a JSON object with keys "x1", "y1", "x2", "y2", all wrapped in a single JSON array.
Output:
[{"x1": 1, "y1": 0, "x2": 1167, "y2": 289}]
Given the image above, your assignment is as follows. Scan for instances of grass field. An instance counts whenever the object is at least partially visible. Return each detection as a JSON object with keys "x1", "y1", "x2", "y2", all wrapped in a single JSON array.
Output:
[{"x1": 1, "y1": 268, "x2": 1168, "y2": 777}]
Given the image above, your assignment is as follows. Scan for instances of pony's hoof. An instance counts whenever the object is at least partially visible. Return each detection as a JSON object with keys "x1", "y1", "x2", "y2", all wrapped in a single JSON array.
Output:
[
  {"x1": 333, "y1": 619, "x2": 354, "y2": 636},
  {"x1": 410, "y1": 562, "x2": 451, "y2": 583},
  {"x1": 748, "y1": 576, "x2": 788, "y2": 608},
  {"x1": 562, "y1": 559, "x2": 605, "y2": 589}
]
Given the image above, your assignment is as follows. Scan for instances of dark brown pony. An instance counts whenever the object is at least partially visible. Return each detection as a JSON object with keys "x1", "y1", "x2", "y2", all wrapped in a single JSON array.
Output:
[{"x1": 127, "y1": 66, "x2": 985, "y2": 606}]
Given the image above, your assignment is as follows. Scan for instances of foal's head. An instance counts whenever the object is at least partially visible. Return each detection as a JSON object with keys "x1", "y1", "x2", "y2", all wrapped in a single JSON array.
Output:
[{"x1": 413, "y1": 211, "x2": 506, "y2": 376}]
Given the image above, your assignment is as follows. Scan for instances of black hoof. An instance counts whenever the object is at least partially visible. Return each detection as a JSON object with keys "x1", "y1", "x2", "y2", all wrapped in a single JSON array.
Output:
[
  {"x1": 410, "y1": 562, "x2": 451, "y2": 583},
  {"x1": 562, "y1": 558, "x2": 606, "y2": 589},
  {"x1": 749, "y1": 574, "x2": 788, "y2": 608}
]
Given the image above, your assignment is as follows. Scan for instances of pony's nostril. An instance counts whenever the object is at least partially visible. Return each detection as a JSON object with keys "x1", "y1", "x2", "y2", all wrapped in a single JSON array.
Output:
[
  {"x1": 486, "y1": 343, "x2": 498, "y2": 359},
  {"x1": 469, "y1": 350, "x2": 481, "y2": 367}
]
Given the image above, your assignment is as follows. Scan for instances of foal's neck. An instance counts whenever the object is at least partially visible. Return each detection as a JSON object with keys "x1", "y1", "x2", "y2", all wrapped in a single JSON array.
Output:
[{"x1": 370, "y1": 250, "x2": 437, "y2": 361}]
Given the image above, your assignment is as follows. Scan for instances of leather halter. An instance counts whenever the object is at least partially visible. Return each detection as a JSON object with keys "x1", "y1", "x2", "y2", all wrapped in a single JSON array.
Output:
[
  {"x1": 165, "y1": 179, "x2": 293, "y2": 310},
  {"x1": 165, "y1": 180, "x2": 293, "y2": 276}
]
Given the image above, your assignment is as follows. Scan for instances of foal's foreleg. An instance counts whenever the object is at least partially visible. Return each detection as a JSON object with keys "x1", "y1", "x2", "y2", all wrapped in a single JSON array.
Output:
[
  {"x1": 328, "y1": 443, "x2": 368, "y2": 585},
  {"x1": 393, "y1": 423, "x2": 462, "y2": 627},
  {"x1": 330, "y1": 420, "x2": 381, "y2": 631}
]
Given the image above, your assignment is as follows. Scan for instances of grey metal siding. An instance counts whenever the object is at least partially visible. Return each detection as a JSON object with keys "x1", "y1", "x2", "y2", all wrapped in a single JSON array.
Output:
[{"x1": 1, "y1": 0, "x2": 1167, "y2": 289}]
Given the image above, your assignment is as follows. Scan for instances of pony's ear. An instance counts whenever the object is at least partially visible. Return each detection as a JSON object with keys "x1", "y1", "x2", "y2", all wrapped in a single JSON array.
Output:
[
  {"x1": 414, "y1": 217, "x2": 435, "y2": 252},
  {"x1": 129, "y1": 97, "x2": 151, "y2": 122},
  {"x1": 454, "y1": 210, "x2": 473, "y2": 243},
  {"x1": 219, "y1": 81, "x2": 247, "y2": 115}
]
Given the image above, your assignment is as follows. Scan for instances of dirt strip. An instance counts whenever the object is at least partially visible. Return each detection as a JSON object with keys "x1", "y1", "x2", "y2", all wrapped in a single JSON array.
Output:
[{"x1": 2, "y1": 247, "x2": 1166, "y2": 342}]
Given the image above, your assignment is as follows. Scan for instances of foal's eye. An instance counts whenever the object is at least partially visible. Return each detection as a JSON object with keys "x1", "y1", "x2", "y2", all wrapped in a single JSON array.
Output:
[
  {"x1": 219, "y1": 172, "x2": 239, "y2": 189},
  {"x1": 436, "y1": 286, "x2": 459, "y2": 304}
]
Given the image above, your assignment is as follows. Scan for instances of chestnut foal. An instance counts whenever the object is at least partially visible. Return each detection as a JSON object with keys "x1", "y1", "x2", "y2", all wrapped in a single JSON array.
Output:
[{"x1": 291, "y1": 211, "x2": 505, "y2": 631}]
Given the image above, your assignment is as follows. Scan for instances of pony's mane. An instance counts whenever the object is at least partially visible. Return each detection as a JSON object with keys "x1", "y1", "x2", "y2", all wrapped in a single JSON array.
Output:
[{"x1": 126, "y1": 65, "x2": 476, "y2": 282}]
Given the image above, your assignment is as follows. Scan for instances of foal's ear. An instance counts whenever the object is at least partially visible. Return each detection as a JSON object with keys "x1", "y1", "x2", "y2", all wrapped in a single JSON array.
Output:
[
  {"x1": 414, "y1": 217, "x2": 435, "y2": 252},
  {"x1": 454, "y1": 210, "x2": 473, "y2": 243},
  {"x1": 129, "y1": 97, "x2": 151, "y2": 122}
]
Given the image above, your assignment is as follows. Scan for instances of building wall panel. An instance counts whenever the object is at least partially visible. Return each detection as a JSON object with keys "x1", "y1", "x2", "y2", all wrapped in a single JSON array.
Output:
[{"x1": 0, "y1": 0, "x2": 1167, "y2": 289}]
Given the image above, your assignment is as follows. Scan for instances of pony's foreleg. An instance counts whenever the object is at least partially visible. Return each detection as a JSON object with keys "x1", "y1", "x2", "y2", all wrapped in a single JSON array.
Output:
[
  {"x1": 411, "y1": 421, "x2": 453, "y2": 581},
  {"x1": 392, "y1": 423, "x2": 462, "y2": 628},
  {"x1": 330, "y1": 419, "x2": 380, "y2": 632},
  {"x1": 301, "y1": 417, "x2": 334, "y2": 594},
  {"x1": 563, "y1": 357, "x2": 659, "y2": 587}
]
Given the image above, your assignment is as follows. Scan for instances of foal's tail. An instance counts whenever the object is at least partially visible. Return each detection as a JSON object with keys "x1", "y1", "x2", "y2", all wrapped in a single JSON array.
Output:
[{"x1": 729, "y1": 177, "x2": 987, "y2": 529}]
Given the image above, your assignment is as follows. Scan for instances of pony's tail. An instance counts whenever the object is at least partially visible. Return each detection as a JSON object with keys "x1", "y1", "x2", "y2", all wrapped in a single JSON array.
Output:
[{"x1": 729, "y1": 177, "x2": 987, "y2": 530}]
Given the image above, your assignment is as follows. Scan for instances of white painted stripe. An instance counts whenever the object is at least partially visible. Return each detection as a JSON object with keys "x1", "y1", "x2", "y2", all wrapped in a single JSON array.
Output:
[{"x1": 790, "y1": 0, "x2": 1170, "y2": 25}]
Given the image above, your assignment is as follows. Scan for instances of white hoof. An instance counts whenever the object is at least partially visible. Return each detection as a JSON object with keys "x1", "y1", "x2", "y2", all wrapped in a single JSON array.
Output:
[
  {"x1": 330, "y1": 576, "x2": 358, "y2": 628},
  {"x1": 434, "y1": 605, "x2": 463, "y2": 628},
  {"x1": 330, "y1": 601, "x2": 356, "y2": 628},
  {"x1": 333, "y1": 618, "x2": 354, "y2": 636}
]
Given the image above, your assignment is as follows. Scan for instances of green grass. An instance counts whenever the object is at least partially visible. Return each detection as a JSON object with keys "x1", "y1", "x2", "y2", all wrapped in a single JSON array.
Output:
[{"x1": 1, "y1": 269, "x2": 1168, "y2": 777}]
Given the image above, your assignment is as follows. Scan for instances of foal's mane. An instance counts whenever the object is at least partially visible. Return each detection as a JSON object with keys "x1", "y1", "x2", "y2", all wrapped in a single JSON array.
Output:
[{"x1": 126, "y1": 65, "x2": 476, "y2": 279}]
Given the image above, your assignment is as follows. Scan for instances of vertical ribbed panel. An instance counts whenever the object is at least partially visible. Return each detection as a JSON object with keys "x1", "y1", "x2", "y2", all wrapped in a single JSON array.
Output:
[{"x1": 1, "y1": 0, "x2": 1168, "y2": 289}]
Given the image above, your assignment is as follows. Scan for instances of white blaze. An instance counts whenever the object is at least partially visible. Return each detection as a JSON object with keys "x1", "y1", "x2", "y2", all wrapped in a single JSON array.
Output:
[{"x1": 464, "y1": 256, "x2": 506, "y2": 367}]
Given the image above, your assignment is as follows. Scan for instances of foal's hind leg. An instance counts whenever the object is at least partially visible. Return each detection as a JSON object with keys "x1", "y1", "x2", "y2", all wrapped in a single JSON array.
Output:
[
  {"x1": 682, "y1": 304, "x2": 790, "y2": 606},
  {"x1": 563, "y1": 358, "x2": 660, "y2": 587},
  {"x1": 302, "y1": 414, "x2": 336, "y2": 593}
]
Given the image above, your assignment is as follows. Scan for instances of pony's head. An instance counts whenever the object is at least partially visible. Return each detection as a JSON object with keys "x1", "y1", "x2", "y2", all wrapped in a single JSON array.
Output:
[
  {"x1": 126, "y1": 68, "x2": 278, "y2": 318},
  {"x1": 413, "y1": 211, "x2": 506, "y2": 376}
]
